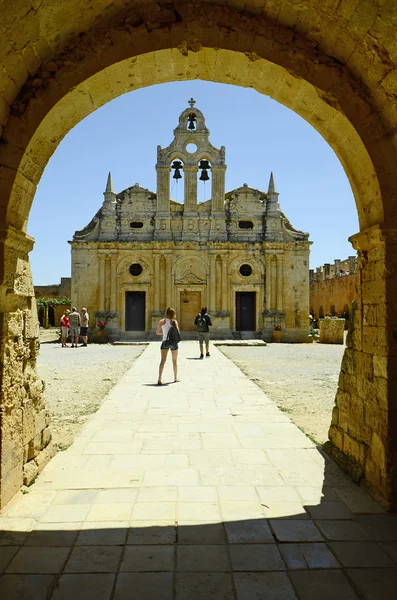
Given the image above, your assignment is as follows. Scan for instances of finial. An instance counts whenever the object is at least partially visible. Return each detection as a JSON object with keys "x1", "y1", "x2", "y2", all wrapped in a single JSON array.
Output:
[
  {"x1": 188, "y1": 97, "x2": 196, "y2": 108},
  {"x1": 105, "y1": 172, "x2": 115, "y2": 194},
  {"x1": 268, "y1": 172, "x2": 277, "y2": 194}
]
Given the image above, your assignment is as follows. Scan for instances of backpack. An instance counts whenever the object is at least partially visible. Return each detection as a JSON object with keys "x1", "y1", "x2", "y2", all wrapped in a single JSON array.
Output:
[
  {"x1": 196, "y1": 314, "x2": 207, "y2": 332},
  {"x1": 165, "y1": 321, "x2": 181, "y2": 346}
]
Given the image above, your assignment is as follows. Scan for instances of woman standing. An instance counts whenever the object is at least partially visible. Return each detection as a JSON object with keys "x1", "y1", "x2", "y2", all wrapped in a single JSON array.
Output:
[
  {"x1": 60, "y1": 309, "x2": 70, "y2": 347},
  {"x1": 156, "y1": 307, "x2": 180, "y2": 385}
]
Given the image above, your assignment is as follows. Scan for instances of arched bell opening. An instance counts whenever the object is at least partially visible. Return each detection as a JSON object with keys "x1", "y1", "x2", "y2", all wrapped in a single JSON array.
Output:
[
  {"x1": 170, "y1": 157, "x2": 185, "y2": 205},
  {"x1": 197, "y1": 158, "x2": 212, "y2": 205}
]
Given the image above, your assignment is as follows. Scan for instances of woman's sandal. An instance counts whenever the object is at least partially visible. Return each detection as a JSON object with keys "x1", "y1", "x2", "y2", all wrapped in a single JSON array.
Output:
[{"x1": 157, "y1": 380, "x2": 162, "y2": 386}]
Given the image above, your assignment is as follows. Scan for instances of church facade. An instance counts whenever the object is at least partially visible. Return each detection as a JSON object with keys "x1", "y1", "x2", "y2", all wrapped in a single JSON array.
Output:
[{"x1": 70, "y1": 100, "x2": 311, "y2": 342}]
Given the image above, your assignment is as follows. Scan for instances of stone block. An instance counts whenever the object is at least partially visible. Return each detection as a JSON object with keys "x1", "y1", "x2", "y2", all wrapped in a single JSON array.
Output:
[
  {"x1": 329, "y1": 425, "x2": 343, "y2": 449},
  {"x1": 35, "y1": 408, "x2": 46, "y2": 437},
  {"x1": 35, "y1": 442, "x2": 57, "y2": 474},
  {"x1": 343, "y1": 433, "x2": 367, "y2": 464},
  {"x1": 23, "y1": 459, "x2": 38, "y2": 486},
  {"x1": 41, "y1": 426, "x2": 52, "y2": 448},
  {"x1": 319, "y1": 318, "x2": 345, "y2": 344},
  {"x1": 22, "y1": 399, "x2": 35, "y2": 446}
]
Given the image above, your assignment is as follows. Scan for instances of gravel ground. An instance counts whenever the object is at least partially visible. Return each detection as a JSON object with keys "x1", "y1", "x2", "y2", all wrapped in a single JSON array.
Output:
[
  {"x1": 220, "y1": 342, "x2": 345, "y2": 444},
  {"x1": 36, "y1": 330, "x2": 345, "y2": 450},
  {"x1": 36, "y1": 331, "x2": 145, "y2": 449}
]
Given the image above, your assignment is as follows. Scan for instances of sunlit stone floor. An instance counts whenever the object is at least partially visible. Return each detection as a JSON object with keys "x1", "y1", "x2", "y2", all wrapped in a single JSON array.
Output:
[{"x1": 1, "y1": 342, "x2": 396, "y2": 599}]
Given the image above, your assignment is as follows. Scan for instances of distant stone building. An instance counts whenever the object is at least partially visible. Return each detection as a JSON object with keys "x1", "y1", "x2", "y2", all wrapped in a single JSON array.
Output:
[
  {"x1": 309, "y1": 256, "x2": 357, "y2": 319},
  {"x1": 34, "y1": 277, "x2": 71, "y2": 327},
  {"x1": 70, "y1": 101, "x2": 311, "y2": 341}
]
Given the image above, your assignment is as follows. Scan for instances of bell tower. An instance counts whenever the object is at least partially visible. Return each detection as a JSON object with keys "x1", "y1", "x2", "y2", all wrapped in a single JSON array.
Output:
[{"x1": 155, "y1": 99, "x2": 227, "y2": 240}]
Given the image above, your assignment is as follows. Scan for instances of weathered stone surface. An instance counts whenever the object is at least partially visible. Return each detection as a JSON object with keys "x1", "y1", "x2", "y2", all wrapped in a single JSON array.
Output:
[
  {"x1": 319, "y1": 319, "x2": 345, "y2": 344},
  {"x1": 23, "y1": 459, "x2": 38, "y2": 486}
]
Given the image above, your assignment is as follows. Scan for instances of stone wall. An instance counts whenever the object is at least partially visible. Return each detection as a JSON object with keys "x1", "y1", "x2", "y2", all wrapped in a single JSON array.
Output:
[
  {"x1": 326, "y1": 226, "x2": 397, "y2": 510},
  {"x1": 310, "y1": 274, "x2": 356, "y2": 318},
  {"x1": 0, "y1": 228, "x2": 55, "y2": 507}
]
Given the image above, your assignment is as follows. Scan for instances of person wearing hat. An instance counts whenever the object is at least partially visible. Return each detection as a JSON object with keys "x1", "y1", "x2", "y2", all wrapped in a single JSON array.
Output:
[
  {"x1": 60, "y1": 308, "x2": 70, "y2": 347},
  {"x1": 80, "y1": 307, "x2": 89, "y2": 347},
  {"x1": 69, "y1": 307, "x2": 81, "y2": 348}
]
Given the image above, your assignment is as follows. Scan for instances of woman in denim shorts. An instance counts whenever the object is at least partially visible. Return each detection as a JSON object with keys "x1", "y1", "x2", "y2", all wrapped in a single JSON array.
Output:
[{"x1": 155, "y1": 307, "x2": 180, "y2": 385}]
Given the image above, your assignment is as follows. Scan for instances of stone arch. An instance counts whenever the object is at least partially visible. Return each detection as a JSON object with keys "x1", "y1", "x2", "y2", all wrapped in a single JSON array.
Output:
[
  {"x1": 172, "y1": 254, "x2": 208, "y2": 282},
  {"x1": 228, "y1": 255, "x2": 264, "y2": 278},
  {"x1": 116, "y1": 255, "x2": 153, "y2": 279},
  {"x1": 1, "y1": 1, "x2": 397, "y2": 507}
]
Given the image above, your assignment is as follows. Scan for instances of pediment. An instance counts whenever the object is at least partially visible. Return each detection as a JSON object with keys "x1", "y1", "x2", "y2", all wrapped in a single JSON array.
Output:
[{"x1": 175, "y1": 272, "x2": 206, "y2": 285}]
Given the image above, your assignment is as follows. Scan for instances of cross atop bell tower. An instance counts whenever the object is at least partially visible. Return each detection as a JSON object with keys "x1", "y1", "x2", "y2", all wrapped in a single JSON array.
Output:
[{"x1": 188, "y1": 97, "x2": 196, "y2": 108}]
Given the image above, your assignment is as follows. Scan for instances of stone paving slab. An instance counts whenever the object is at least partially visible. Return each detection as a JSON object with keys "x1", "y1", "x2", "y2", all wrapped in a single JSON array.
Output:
[{"x1": 0, "y1": 341, "x2": 395, "y2": 599}]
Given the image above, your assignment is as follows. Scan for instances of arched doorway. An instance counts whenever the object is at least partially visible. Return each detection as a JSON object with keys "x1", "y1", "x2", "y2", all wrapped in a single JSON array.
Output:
[{"x1": 0, "y1": 2, "x2": 396, "y2": 509}]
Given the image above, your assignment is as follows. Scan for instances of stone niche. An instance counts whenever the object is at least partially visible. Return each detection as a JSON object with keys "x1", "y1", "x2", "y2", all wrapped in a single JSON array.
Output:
[{"x1": 319, "y1": 318, "x2": 345, "y2": 344}]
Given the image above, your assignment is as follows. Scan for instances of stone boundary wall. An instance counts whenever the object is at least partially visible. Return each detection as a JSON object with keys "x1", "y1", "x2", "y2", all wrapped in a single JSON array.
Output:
[{"x1": 310, "y1": 274, "x2": 356, "y2": 318}]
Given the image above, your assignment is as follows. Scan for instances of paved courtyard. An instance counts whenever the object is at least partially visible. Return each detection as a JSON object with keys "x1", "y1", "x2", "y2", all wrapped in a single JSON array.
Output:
[{"x1": 1, "y1": 342, "x2": 397, "y2": 599}]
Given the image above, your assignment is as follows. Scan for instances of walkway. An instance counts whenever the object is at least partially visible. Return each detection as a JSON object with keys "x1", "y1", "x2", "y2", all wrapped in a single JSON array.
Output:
[{"x1": 1, "y1": 342, "x2": 396, "y2": 599}]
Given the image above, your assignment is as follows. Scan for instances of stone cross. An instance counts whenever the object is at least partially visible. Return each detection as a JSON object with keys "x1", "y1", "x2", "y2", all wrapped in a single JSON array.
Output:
[{"x1": 188, "y1": 98, "x2": 196, "y2": 108}]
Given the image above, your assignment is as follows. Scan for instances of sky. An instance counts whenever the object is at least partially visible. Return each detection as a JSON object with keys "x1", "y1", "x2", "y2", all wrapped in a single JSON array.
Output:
[{"x1": 28, "y1": 80, "x2": 358, "y2": 285}]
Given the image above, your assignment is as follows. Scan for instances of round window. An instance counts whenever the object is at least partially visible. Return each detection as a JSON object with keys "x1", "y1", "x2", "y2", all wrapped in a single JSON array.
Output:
[
  {"x1": 186, "y1": 143, "x2": 197, "y2": 153},
  {"x1": 239, "y1": 264, "x2": 252, "y2": 277},
  {"x1": 129, "y1": 263, "x2": 143, "y2": 277}
]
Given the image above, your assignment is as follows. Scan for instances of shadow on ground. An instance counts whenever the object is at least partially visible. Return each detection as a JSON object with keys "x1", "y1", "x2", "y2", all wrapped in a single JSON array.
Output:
[{"x1": 1, "y1": 452, "x2": 397, "y2": 600}]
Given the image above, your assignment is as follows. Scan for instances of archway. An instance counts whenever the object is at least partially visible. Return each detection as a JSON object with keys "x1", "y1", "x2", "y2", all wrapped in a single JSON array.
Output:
[{"x1": 1, "y1": 2, "x2": 397, "y2": 508}]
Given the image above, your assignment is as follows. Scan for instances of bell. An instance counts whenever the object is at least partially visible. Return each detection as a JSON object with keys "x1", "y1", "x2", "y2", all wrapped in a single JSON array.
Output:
[
  {"x1": 187, "y1": 112, "x2": 196, "y2": 130},
  {"x1": 199, "y1": 159, "x2": 210, "y2": 181},
  {"x1": 171, "y1": 160, "x2": 183, "y2": 180}
]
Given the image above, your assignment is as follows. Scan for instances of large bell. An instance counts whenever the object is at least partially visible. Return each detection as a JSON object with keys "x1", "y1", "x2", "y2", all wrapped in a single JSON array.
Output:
[
  {"x1": 171, "y1": 160, "x2": 183, "y2": 180},
  {"x1": 199, "y1": 159, "x2": 210, "y2": 181}
]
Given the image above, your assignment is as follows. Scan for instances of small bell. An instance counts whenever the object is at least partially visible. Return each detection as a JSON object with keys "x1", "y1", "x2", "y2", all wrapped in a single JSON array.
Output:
[
  {"x1": 171, "y1": 160, "x2": 183, "y2": 180},
  {"x1": 187, "y1": 112, "x2": 196, "y2": 130},
  {"x1": 199, "y1": 170, "x2": 209, "y2": 181}
]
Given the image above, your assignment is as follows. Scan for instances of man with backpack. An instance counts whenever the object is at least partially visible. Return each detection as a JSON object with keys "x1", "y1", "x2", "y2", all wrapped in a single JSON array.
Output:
[{"x1": 194, "y1": 306, "x2": 212, "y2": 359}]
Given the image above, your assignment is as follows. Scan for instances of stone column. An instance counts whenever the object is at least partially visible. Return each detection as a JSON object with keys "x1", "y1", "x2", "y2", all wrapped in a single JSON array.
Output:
[
  {"x1": 153, "y1": 254, "x2": 160, "y2": 312},
  {"x1": 210, "y1": 255, "x2": 216, "y2": 313},
  {"x1": 99, "y1": 254, "x2": 105, "y2": 310},
  {"x1": 184, "y1": 166, "x2": 198, "y2": 212},
  {"x1": 324, "y1": 263, "x2": 330, "y2": 280},
  {"x1": 265, "y1": 257, "x2": 272, "y2": 310},
  {"x1": 221, "y1": 256, "x2": 228, "y2": 311},
  {"x1": 271, "y1": 257, "x2": 277, "y2": 310},
  {"x1": 211, "y1": 166, "x2": 226, "y2": 212},
  {"x1": 156, "y1": 165, "x2": 171, "y2": 212},
  {"x1": 110, "y1": 255, "x2": 117, "y2": 311},
  {"x1": 326, "y1": 225, "x2": 397, "y2": 510},
  {"x1": 276, "y1": 255, "x2": 283, "y2": 311},
  {"x1": 164, "y1": 254, "x2": 172, "y2": 308},
  {"x1": 334, "y1": 259, "x2": 341, "y2": 277},
  {"x1": 348, "y1": 255, "x2": 357, "y2": 274}
]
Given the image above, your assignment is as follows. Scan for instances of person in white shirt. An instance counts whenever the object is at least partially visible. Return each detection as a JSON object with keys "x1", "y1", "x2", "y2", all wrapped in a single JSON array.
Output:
[
  {"x1": 80, "y1": 307, "x2": 89, "y2": 347},
  {"x1": 155, "y1": 307, "x2": 180, "y2": 385}
]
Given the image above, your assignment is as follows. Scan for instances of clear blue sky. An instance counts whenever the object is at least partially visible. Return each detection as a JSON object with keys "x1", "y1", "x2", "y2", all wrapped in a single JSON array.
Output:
[{"x1": 28, "y1": 81, "x2": 358, "y2": 285}]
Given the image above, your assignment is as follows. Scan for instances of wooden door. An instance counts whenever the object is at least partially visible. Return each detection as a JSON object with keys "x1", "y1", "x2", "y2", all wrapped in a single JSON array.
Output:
[
  {"x1": 125, "y1": 291, "x2": 145, "y2": 331},
  {"x1": 236, "y1": 292, "x2": 255, "y2": 331},
  {"x1": 180, "y1": 291, "x2": 201, "y2": 331}
]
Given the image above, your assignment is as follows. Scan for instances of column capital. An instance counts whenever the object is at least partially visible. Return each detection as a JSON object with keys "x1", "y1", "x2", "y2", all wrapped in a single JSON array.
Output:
[
  {"x1": 0, "y1": 226, "x2": 34, "y2": 253},
  {"x1": 349, "y1": 225, "x2": 397, "y2": 251}
]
